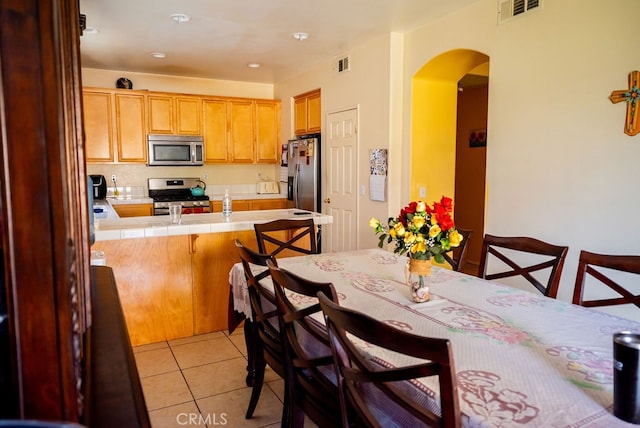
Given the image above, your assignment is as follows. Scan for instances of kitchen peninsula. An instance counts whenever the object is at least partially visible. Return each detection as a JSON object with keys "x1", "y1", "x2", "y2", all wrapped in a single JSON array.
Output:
[{"x1": 92, "y1": 209, "x2": 332, "y2": 346}]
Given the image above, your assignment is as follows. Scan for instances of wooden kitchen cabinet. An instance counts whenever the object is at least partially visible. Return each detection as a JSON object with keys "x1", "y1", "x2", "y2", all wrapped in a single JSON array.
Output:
[
  {"x1": 255, "y1": 100, "x2": 280, "y2": 163},
  {"x1": 84, "y1": 87, "x2": 280, "y2": 164},
  {"x1": 191, "y1": 231, "x2": 256, "y2": 334},
  {"x1": 112, "y1": 203, "x2": 153, "y2": 218},
  {"x1": 210, "y1": 198, "x2": 286, "y2": 212},
  {"x1": 229, "y1": 99, "x2": 255, "y2": 163},
  {"x1": 92, "y1": 236, "x2": 194, "y2": 345},
  {"x1": 202, "y1": 98, "x2": 229, "y2": 162},
  {"x1": 84, "y1": 90, "x2": 115, "y2": 162},
  {"x1": 115, "y1": 92, "x2": 147, "y2": 163},
  {"x1": 205, "y1": 98, "x2": 281, "y2": 164},
  {"x1": 94, "y1": 231, "x2": 257, "y2": 343},
  {"x1": 147, "y1": 93, "x2": 201, "y2": 135},
  {"x1": 294, "y1": 88, "x2": 321, "y2": 136},
  {"x1": 83, "y1": 88, "x2": 147, "y2": 164}
]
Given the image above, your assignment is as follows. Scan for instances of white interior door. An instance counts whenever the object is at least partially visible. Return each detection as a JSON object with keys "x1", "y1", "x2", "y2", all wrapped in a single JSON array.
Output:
[{"x1": 324, "y1": 108, "x2": 358, "y2": 252}]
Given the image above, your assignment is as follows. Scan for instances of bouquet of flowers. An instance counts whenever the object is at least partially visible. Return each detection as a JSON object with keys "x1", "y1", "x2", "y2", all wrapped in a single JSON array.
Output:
[{"x1": 369, "y1": 196, "x2": 463, "y2": 263}]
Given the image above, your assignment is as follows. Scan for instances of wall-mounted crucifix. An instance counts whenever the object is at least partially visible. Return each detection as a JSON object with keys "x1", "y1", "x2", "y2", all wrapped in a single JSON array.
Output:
[{"x1": 609, "y1": 70, "x2": 639, "y2": 136}]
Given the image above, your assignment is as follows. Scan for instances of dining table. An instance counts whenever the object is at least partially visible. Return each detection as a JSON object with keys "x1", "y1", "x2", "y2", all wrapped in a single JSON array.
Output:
[{"x1": 228, "y1": 248, "x2": 640, "y2": 427}]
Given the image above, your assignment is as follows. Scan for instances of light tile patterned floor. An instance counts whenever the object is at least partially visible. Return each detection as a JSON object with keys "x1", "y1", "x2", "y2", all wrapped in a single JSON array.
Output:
[{"x1": 134, "y1": 328, "x2": 285, "y2": 428}]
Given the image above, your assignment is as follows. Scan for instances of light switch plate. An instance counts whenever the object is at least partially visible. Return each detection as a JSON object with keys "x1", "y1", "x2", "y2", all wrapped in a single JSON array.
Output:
[{"x1": 420, "y1": 187, "x2": 426, "y2": 198}]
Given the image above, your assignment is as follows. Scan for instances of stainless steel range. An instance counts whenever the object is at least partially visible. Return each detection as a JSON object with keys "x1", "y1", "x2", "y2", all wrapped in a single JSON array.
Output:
[{"x1": 148, "y1": 177, "x2": 211, "y2": 216}]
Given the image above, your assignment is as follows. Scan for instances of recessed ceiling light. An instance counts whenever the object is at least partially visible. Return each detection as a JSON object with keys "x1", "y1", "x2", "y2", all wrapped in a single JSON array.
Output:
[
  {"x1": 151, "y1": 52, "x2": 167, "y2": 59},
  {"x1": 292, "y1": 32, "x2": 309, "y2": 41},
  {"x1": 247, "y1": 63, "x2": 261, "y2": 68},
  {"x1": 170, "y1": 13, "x2": 190, "y2": 23},
  {"x1": 84, "y1": 27, "x2": 99, "y2": 34}
]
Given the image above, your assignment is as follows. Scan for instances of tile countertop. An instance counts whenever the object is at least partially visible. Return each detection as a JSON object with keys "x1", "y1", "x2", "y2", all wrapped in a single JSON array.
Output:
[{"x1": 94, "y1": 209, "x2": 332, "y2": 241}]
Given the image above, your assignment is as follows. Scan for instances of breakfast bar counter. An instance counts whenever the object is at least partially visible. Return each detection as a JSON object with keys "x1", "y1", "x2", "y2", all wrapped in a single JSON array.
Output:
[
  {"x1": 94, "y1": 209, "x2": 332, "y2": 241},
  {"x1": 92, "y1": 209, "x2": 332, "y2": 345}
]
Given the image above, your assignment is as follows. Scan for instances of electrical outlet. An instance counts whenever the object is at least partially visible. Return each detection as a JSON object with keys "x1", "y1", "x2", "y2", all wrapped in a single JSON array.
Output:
[
  {"x1": 203, "y1": 173, "x2": 208, "y2": 179},
  {"x1": 111, "y1": 174, "x2": 116, "y2": 183},
  {"x1": 419, "y1": 187, "x2": 426, "y2": 198}
]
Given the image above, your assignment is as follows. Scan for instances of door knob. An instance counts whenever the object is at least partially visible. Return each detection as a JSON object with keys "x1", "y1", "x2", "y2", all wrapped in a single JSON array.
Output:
[{"x1": 324, "y1": 198, "x2": 331, "y2": 203}]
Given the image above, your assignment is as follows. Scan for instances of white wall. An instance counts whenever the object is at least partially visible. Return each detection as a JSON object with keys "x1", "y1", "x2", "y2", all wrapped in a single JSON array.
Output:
[{"x1": 402, "y1": 0, "x2": 640, "y2": 316}]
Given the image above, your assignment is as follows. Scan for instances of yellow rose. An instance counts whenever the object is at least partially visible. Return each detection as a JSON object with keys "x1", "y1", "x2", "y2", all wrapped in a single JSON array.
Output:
[
  {"x1": 412, "y1": 215, "x2": 426, "y2": 229},
  {"x1": 368, "y1": 217, "x2": 380, "y2": 229},
  {"x1": 393, "y1": 223, "x2": 406, "y2": 237},
  {"x1": 404, "y1": 231, "x2": 416, "y2": 244},
  {"x1": 411, "y1": 238, "x2": 426, "y2": 254},
  {"x1": 429, "y1": 224, "x2": 441, "y2": 238},
  {"x1": 449, "y1": 230, "x2": 463, "y2": 247},
  {"x1": 416, "y1": 201, "x2": 427, "y2": 212}
]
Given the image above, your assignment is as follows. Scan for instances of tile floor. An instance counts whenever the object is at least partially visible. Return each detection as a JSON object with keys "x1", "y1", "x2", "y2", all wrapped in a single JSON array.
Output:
[{"x1": 133, "y1": 327, "x2": 287, "y2": 428}]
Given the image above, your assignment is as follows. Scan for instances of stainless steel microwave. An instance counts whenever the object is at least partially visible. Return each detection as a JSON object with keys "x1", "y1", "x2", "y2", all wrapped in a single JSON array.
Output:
[{"x1": 147, "y1": 134, "x2": 204, "y2": 166}]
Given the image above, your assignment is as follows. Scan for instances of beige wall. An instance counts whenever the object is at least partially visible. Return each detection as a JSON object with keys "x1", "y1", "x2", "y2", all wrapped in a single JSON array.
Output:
[
  {"x1": 283, "y1": 0, "x2": 640, "y2": 318},
  {"x1": 275, "y1": 33, "x2": 403, "y2": 250},
  {"x1": 402, "y1": 0, "x2": 640, "y2": 318}
]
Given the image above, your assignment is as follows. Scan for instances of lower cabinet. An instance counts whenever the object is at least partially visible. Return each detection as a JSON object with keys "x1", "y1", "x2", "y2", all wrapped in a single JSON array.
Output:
[
  {"x1": 210, "y1": 198, "x2": 287, "y2": 213},
  {"x1": 112, "y1": 203, "x2": 153, "y2": 218},
  {"x1": 93, "y1": 230, "x2": 258, "y2": 345},
  {"x1": 92, "y1": 236, "x2": 194, "y2": 345}
]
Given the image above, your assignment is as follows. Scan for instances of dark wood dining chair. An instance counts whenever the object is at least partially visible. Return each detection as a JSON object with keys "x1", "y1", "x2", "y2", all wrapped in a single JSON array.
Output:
[
  {"x1": 478, "y1": 234, "x2": 568, "y2": 298},
  {"x1": 234, "y1": 240, "x2": 289, "y2": 422},
  {"x1": 572, "y1": 250, "x2": 640, "y2": 309},
  {"x1": 317, "y1": 292, "x2": 461, "y2": 428},
  {"x1": 254, "y1": 218, "x2": 318, "y2": 258},
  {"x1": 442, "y1": 228, "x2": 472, "y2": 272},
  {"x1": 267, "y1": 260, "x2": 342, "y2": 428}
]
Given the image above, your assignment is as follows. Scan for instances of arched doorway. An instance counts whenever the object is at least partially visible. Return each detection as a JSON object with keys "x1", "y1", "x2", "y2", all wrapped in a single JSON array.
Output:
[{"x1": 410, "y1": 49, "x2": 489, "y2": 273}]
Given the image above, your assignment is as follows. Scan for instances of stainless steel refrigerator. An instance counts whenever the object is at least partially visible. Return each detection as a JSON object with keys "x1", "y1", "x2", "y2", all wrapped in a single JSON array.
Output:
[{"x1": 287, "y1": 135, "x2": 320, "y2": 212}]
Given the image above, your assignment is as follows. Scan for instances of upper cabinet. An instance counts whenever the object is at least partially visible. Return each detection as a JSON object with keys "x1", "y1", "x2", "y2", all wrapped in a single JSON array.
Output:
[
  {"x1": 294, "y1": 89, "x2": 321, "y2": 136},
  {"x1": 202, "y1": 98, "x2": 229, "y2": 163},
  {"x1": 147, "y1": 94, "x2": 201, "y2": 135},
  {"x1": 228, "y1": 99, "x2": 255, "y2": 163},
  {"x1": 83, "y1": 90, "x2": 114, "y2": 162},
  {"x1": 255, "y1": 100, "x2": 280, "y2": 163},
  {"x1": 83, "y1": 88, "x2": 280, "y2": 165},
  {"x1": 115, "y1": 92, "x2": 147, "y2": 163},
  {"x1": 203, "y1": 97, "x2": 281, "y2": 164},
  {"x1": 83, "y1": 88, "x2": 147, "y2": 164}
]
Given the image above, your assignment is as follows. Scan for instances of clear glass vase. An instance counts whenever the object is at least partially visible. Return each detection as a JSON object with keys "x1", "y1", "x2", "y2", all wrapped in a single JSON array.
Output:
[{"x1": 407, "y1": 257, "x2": 432, "y2": 303}]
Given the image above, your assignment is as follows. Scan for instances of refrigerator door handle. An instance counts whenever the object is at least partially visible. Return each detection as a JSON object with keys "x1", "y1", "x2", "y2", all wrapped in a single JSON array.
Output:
[{"x1": 293, "y1": 164, "x2": 300, "y2": 208}]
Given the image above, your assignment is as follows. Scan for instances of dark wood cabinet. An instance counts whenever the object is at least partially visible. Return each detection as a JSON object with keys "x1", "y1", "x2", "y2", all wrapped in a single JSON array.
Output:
[{"x1": 0, "y1": 0, "x2": 148, "y2": 425}]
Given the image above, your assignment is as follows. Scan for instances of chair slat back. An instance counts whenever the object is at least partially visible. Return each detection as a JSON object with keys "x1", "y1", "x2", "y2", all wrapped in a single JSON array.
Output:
[
  {"x1": 267, "y1": 260, "x2": 342, "y2": 427},
  {"x1": 254, "y1": 219, "x2": 318, "y2": 258},
  {"x1": 572, "y1": 250, "x2": 640, "y2": 309},
  {"x1": 441, "y1": 228, "x2": 473, "y2": 272},
  {"x1": 318, "y1": 292, "x2": 461, "y2": 428},
  {"x1": 234, "y1": 240, "x2": 283, "y2": 374},
  {"x1": 478, "y1": 234, "x2": 568, "y2": 298}
]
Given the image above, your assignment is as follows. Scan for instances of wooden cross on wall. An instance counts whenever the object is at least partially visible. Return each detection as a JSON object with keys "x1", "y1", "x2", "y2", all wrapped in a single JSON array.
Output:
[{"x1": 609, "y1": 70, "x2": 640, "y2": 136}]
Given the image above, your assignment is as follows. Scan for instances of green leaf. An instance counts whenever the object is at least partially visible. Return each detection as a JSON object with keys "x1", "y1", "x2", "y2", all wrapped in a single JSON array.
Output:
[{"x1": 434, "y1": 253, "x2": 445, "y2": 264}]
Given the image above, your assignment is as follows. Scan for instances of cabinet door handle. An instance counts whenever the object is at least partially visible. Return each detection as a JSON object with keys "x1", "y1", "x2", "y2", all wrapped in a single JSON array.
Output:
[{"x1": 190, "y1": 234, "x2": 199, "y2": 254}]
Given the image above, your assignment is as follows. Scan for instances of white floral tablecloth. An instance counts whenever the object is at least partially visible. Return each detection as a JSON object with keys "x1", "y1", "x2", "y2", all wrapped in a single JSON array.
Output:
[{"x1": 229, "y1": 248, "x2": 640, "y2": 427}]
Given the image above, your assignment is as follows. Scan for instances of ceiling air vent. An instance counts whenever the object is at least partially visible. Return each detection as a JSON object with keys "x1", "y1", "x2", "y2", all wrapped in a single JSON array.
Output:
[
  {"x1": 337, "y1": 56, "x2": 350, "y2": 73},
  {"x1": 499, "y1": 0, "x2": 541, "y2": 23}
]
